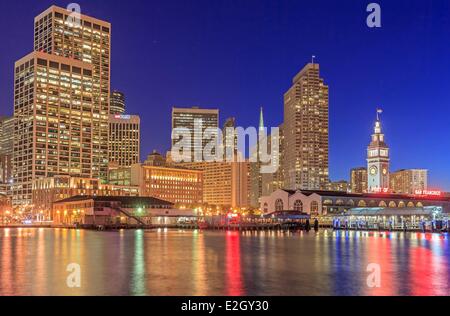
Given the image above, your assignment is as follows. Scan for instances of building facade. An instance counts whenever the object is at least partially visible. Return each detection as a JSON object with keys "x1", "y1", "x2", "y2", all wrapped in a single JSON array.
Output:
[
  {"x1": 390, "y1": 169, "x2": 428, "y2": 194},
  {"x1": 108, "y1": 114, "x2": 140, "y2": 167},
  {"x1": 109, "y1": 163, "x2": 203, "y2": 206},
  {"x1": 110, "y1": 90, "x2": 125, "y2": 114},
  {"x1": 260, "y1": 189, "x2": 450, "y2": 216},
  {"x1": 34, "y1": 6, "x2": 111, "y2": 180},
  {"x1": 327, "y1": 180, "x2": 350, "y2": 192},
  {"x1": 13, "y1": 52, "x2": 95, "y2": 206},
  {"x1": 283, "y1": 63, "x2": 329, "y2": 191},
  {"x1": 367, "y1": 112, "x2": 390, "y2": 193},
  {"x1": 350, "y1": 167, "x2": 368, "y2": 193},
  {"x1": 32, "y1": 175, "x2": 140, "y2": 216},
  {"x1": 171, "y1": 107, "x2": 219, "y2": 162},
  {"x1": 0, "y1": 117, "x2": 14, "y2": 195}
]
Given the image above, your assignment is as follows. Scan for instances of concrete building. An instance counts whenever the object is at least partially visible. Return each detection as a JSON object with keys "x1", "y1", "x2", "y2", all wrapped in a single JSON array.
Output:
[
  {"x1": 109, "y1": 163, "x2": 203, "y2": 206},
  {"x1": 0, "y1": 117, "x2": 14, "y2": 195},
  {"x1": 350, "y1": 167, "x2": 368, "y2": 193},
  {"x1": 171, "y1": 107, "x2": 219, "y2": 162},
  {"x1": 32, "y1": 175, "x2": 140, "y2": 217},
  {"x1": 367, "y1": 110, "x2": 390, "y2": 193},
  {"x1": 390, "y1": 169, "x2": 428, "y2": 194},
  {"x1": 108, "y1": 114, "x2": 140, "y2": 167},
  {"x1": 13, "y1": 52, "x2": 95, "y2": 206},
  {"x1": 13, "y1": 6, "x2": 111, "y2": 206},
  {"x1": 110, "y1": 90, "x2": 125, "y2": 115},
  {"x1": 34, "y1": 6, "x2": 111, "y2": 180},
  {"x1": 173, "y1": 161, "x2": 249, "y2": 208},
  {"x1": 283, "y1": 63, "x2": 329, "y2": 191}
]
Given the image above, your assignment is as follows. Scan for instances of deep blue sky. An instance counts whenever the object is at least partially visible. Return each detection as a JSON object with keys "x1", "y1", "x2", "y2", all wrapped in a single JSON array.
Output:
[{"x1": 0, "y1": 0, "x2": 449, "y2": 190}]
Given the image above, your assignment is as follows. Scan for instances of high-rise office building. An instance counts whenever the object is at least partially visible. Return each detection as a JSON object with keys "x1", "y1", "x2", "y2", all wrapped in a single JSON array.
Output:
[
  {"x1": 350, "y1": 167, "x2": 368, "y2": 193},
  {"x1": 172, "y1": 107, "x2": 219, "y2": 162},
  {"x1": 12, "y1": 52, "x2": 95, "y2": 206},
  {"x1": 108, "y1": 163, "x2": 203, "y2": 206},
  {"x1": 108, "y1": 114, "x2": 140, "y2": 167},
  {"x1": 283, "y1": 63, "x2": 329, "y2": 190},
  {"x1": 0, "y1": 117, "x2": 14, "y2": 194},
  {"x1": 34, "y1": 6, "x2": 111, "y2": 180},
  {"x1": 110, "y1": 90, "x2": 125, "y2": 114},
  {"x1": 390, "y1": 169, "x2": 428, "y2": 195},
  {"x1": 367, "y1": 111, "x2": 390, "y2": 193}
]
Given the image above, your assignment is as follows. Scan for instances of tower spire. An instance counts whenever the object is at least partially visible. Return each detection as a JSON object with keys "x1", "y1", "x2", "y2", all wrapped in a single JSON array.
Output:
[
  {"x1": 374, "y1": 108, "x2": 383, "y2": 134},
  {"x1": 259, "y1": 107, "x2": 265, "y2": 130}
]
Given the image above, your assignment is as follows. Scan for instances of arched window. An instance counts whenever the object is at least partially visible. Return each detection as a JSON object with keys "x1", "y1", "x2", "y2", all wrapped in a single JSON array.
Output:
[
  {"x1": 323, "y1": 199, "x2": 333, "y2": 205},
  {"x1": 347, "y1": 199, "x2": 355, "y2": 207},
  {"x1": 407, "y1": 202, "x2": 415, "y2": 208},
  {"x1": 417, "y1": 202, "x2": 423, "y2": 208},
  {"x1": 379, "y1": 201, "x2": 387, "y2": 207},
  {"x1": 263, "y1": 203, "x2": 268, "y2": 213},
  {"x1": 275, "y1": 199, "x2": 284, "y2": 212},
  {"x1": 389, "y1": 201, "x2": 397, "y2": 208},
  {"x1": 398, "y1": 201, "x2": 406, "y2": 208},
  {"x1": 358, "y1": 200, "x2": 367, "y2": 207},
  {"x1": 293, "y1": 200, "x2": 303, "y2": 212},
  {"x1": 311, "y1": 201, "x2": 319, "y2": 215},
  {"x1": 336, "y1": 199, "x2": 344, "y2": 206},
  {"x1": 369, "y1": 200, "x2": 377, "y2": 207}
]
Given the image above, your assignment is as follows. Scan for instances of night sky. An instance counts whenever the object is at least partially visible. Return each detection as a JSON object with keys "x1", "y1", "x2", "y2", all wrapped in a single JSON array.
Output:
[{"x1": 0, "y1": 0, "x2": 449, "y2": 190}]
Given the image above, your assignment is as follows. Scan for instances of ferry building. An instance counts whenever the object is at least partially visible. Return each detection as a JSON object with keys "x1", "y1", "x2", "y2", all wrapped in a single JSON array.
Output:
[{"x1": 260, "y1": 110, "x2": 450, "y2": 229}]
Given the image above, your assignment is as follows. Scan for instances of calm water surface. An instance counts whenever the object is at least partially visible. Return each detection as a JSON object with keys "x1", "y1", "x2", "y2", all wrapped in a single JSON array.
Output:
[{"x1": 0, "y1": 228, "x2": 449, "y2": 296}]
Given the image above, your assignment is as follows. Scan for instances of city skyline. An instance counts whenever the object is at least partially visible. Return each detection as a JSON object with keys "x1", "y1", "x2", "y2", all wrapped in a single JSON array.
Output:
[{"x1": 0, "y1": 0, "x2": 449, "y2": 190}]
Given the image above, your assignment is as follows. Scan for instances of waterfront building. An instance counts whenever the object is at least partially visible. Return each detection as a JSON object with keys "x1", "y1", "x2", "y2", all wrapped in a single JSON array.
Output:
[
  {"x1": 283, "y1": 63, "x2": 329, "y2": 191},
  {"x1": 108, "y1": 114, "x2": 141, "y2": 167},
  {"x1": 52, "y1": 195, "x2": 180, "y2": 226},
  {"x1": 390, "y1": 169, "x2": 428, "y2": 194},
  {"x1": 110, "y1": 90, "x2": 125, "y2": 115},
  {"x1": 327, "y1": 180, "x2": 350, "y2": 192},
  {"x1": 32, "y1": 175, "x2": 140, "y2": 216},
  {"x1": 171, "y1": 107, "x2": 219, "y2": 162},
  {"x1": 109, "y1": 163, "x2": 203, "y2": 206},
  {"x1": 260, "y1": 189, "x2": 450, "y2": 217},
  {"x1": 350, "y1": 167, "x2": 368, "y2": 193},
  {"x1": 34, "y1": 5, "x2": 111, "y2": 180},
  {"x1": 0, "y1": 117, "x2": 14, "y2": 195},
  {"x1": 367, "y1": 110, "x2": 390, "y2": 193},
  {"x1": 12, "y1": 52, "x2": 95, "y2": 206}
]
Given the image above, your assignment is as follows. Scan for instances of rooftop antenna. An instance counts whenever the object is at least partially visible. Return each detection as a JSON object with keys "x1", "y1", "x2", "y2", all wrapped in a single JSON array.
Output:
[
  {"x1": 311, "y1": 55, "x2": 316, "y2": 65},
  {"x1": 376, "y1": 108, "x2": 383, "y2": 121}
]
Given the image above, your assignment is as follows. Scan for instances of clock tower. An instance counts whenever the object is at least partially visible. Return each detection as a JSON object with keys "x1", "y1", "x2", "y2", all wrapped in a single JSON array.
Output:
[{"x1": 367, "y1": 109, "x2": 390, "y2": 193}]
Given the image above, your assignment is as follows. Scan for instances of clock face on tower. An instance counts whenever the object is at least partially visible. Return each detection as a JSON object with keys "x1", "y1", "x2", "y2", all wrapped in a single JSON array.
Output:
[{"x1": 370, "y1": 166, "x2": 378, "y2": 176}]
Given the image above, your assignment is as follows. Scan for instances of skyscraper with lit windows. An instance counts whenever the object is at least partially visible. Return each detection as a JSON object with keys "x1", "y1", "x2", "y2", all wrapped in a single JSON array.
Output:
[
  {"x1": 13, "y1": 52, "x2": 95, "y2": 206},
  {"x1": 34, "y1": 5, "x2": 111, "y2": 180},
  {"x1": 283, "y1": 63, "x2": 329, "y2": 190},
  {"x1": 12, "y1": 6, "x2": 111, "y2": 206}
]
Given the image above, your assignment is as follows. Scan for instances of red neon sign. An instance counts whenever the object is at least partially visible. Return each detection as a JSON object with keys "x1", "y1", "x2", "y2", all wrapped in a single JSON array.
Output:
[{"x1": 414, "y1": 190, "x2": 441, "y2": 197}]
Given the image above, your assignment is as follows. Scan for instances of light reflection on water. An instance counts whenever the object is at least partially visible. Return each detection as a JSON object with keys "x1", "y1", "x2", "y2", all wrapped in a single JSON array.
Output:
[{"x1": 0, "y1": 228, "x2": 448, "y2": 296}]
